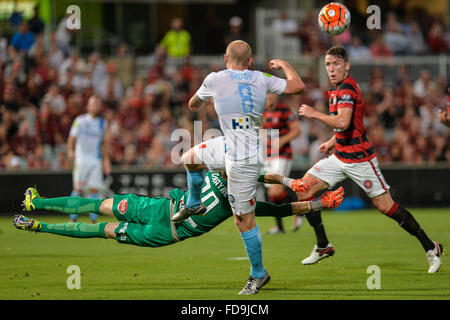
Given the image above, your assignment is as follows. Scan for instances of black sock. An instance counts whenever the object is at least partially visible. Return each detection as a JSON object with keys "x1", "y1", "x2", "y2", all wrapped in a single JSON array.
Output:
[
  {"x1": 275, "y1": 217, "x2": 284, "y2": 232},
  {"x1": 388, "y1": 204, "x2": 435, "y2": 252},
  {"x1": 305, "y1": 210, "x2": 329, "y2": 248}
]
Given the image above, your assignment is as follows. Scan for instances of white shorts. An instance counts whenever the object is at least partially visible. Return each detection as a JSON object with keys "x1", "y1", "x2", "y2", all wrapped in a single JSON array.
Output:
[
  {"x1": 307, "y1": 154, "x2": 390, "y2": 198},
  {"x1": 193, "y1": 135, "x2": 262, "y2": 215},
  {"x1": 193, "y1": 136, "x2": 226, "y2": 172},
  {"x1": 73, "y1": 159, "x2": 104, "y2": 190},
  {"x1": 225, "y1": 157, "x2": 262, "y2": 215},
  {"x1": 262, "y1": 157, "x2": 292, "y2": 188}
]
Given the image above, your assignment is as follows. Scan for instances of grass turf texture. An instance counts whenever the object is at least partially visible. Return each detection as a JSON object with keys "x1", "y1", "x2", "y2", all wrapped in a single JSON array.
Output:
[{"x1": 0, "y1": 209, "x2": 449, "y2": 300}]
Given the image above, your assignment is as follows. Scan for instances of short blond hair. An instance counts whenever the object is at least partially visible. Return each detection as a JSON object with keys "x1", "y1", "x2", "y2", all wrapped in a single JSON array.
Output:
[{"x1": 225, "y1": 40, "x2": 252, "y2": 66}]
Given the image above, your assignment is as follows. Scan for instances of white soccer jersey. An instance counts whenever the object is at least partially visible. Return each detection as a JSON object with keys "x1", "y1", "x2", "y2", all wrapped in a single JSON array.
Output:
[
  {"x1": 196, "y1": 69, "x2": 286, "y2": 161},
  {"x1": 69, "y1": 113, "x2": 107, "y2": 162}
]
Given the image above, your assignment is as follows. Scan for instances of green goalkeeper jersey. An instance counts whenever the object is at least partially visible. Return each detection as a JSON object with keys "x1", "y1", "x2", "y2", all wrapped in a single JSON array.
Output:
[{"x1": 171, "y1": 171, "x2": 292, "y2": 240}]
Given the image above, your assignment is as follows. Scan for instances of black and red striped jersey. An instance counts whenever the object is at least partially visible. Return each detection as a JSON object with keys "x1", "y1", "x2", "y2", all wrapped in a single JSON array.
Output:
[
  {"x1": 262, "y1": 103, "x2": 297, "y2": 159},
  {"x1": 328, "y1": 75, "x2": 375, "y2": 163}
]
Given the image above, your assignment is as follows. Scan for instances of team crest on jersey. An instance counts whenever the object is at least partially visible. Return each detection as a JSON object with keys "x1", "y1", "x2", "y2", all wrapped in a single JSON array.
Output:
[
  {"x1": 364, "y1": 180, "x2": 373, "y2": 189},
  {"x1": 229, "y1": 194, "x2": 235, "y2": 203},
  {"x1": 118, "y1": 199, "x2": 128, "y2": 214}
]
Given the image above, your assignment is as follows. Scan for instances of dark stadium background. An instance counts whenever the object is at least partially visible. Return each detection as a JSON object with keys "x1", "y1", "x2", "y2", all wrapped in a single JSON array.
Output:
[{"x1": 0, "y1": 0, "x2": 448, "y2": 213}]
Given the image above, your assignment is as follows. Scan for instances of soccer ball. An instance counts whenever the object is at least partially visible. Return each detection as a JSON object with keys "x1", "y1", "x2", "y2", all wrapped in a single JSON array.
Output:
[{"x1": 318, "y1": 2, "x2": 351, "y2": 35}]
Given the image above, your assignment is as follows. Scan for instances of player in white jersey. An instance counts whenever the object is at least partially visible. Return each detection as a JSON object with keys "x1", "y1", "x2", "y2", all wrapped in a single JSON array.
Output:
[
  {"x1": 67, "y1": 95, "x2": 111, "y2": 223},
  {"x1": 172, "y1": 40, "x2": 305, "y2": 295}
]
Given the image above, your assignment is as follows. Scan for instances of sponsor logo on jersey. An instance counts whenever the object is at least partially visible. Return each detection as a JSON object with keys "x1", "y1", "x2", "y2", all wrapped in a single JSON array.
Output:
[
  {"x1": 231, "y1": 117, "x2": 251, "y2": 130},
  {"x1": 118, "y1": 199, "x2": 128, "y2": 214}
]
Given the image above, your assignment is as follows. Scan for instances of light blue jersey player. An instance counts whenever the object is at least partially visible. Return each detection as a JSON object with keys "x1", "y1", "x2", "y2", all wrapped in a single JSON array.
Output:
[
  {"x1": 67, "y1": 95, "x2": 111, "y2": 223},
  {"x1": 172, "y1": 40, "x2": 305, "y2": 295}
]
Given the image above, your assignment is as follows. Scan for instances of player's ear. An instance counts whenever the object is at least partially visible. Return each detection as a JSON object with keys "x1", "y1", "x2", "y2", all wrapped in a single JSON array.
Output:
[
  {"x1": 248, "y1": 57, "x2": 253, "y2": 68},
  {"x1": 344, "y1": 61, "x2": 350, "y2": 72},
  {"x1": 224, "y1": 54, "x2": 228, "y2": 65}
]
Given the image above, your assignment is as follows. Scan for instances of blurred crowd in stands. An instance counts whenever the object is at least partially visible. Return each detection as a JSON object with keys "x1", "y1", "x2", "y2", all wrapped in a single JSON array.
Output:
[{"x1": 0, "y1": 7, "x2": 448, "y2": 171}]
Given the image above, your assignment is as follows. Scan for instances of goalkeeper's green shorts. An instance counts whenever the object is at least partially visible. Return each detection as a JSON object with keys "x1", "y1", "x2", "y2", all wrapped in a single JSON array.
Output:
[{"x1": 112, "y1": 194, "x2": 177, "y2": 247}]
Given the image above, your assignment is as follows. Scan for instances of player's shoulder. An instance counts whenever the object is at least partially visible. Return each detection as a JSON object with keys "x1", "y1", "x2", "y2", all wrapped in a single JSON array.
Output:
[
  {"x1": 73, "y1": 113, "x2": 88, "y2": 123},
  {"x1": 339, "y1": 76, "x2": 361, "y2": 94}
]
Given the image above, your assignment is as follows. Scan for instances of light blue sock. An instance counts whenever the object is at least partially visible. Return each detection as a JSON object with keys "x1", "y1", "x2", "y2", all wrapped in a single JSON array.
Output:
[
  {"x1": 89, "y1": 193, "x2": 100, "y2": 223},
  {"x1": 241, "y1": 225, "x2": 266, "y2": 279},
  {"x1": 186, "y1": 169, "x2": 205, "y2": 209},
  {"x1": 69, "y1": 190, "x2": 81, "y2": 221}
]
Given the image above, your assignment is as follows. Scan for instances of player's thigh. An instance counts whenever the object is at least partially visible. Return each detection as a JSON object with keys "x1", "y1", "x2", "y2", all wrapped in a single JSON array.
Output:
[
  {"x1": 85, "y1": 160, "x2": 104, "y2": 191},
  {"x1": 73, "y1": 161, "x2": 91, "y2": 190},
  {"x1": 298, "y1": 155, "x2": 345, "y2": 200},
  {"x1": 99, "y1": 198, "x2": 114, "y2": 216},
  {"x1": 225, "y1": 159, "x2": 261, "y2": 216},
  {"x1": 343, "y1": 157, "x2": 391, "y2": 200},
  {"x1": 191, "y1": 136, "x2": 226, "y2": 172}
]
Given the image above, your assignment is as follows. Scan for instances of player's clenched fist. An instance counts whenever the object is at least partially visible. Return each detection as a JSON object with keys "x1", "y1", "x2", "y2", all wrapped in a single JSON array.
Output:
[
  {"x1": 298, "y1": 104, "x2": 315, "y2": 118},
  {"x1": 320, "y1": 186, "x2": 344, "y2": 209},
  {"x1": 269, "y1": 59, "x2": 287, "y2": 70}
]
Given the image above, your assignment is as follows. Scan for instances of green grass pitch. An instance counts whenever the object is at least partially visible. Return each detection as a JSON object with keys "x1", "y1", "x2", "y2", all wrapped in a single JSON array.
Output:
[{"x1": 1, "y1": 209, "x2": 449, "y2": 300}]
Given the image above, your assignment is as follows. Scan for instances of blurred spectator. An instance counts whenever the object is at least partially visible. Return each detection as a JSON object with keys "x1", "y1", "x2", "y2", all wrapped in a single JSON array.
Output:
[
  {"x1": 383, "y1": 12, "x2": 409, "y2": 55},
  {"x1": 370, "y1": 33, "x2": 393, "y2": 57},
  {"x1": 42, "y1": 84, "x2": 66, "y2": 115},
  {"x1": 159, "y1": 18, "x2": 191, "y2": 60},
  {"x1": 408, "y1": 21, "x2": 427, "y2": 55},
  {"x1": 28, "y1": 5, "x2": 45, "y2": 36},
  {"x1": 55, "y1": 14, "x2": 75, "y2": 55},
  {"x1": 271, "y1": 11, "x2": 300, "y2": 57},
  {"x1": 109, "y1": 44, "x2": 134, "y2": 90},
  {"x1": 427, "y1": 22, "x2": 448, "y2": 55},
  {"x1": 10, "y1": 22, "x2": 35, "y2": 53},
  {"x1": 48, "y1": 32, "x2": 65, "y2": 69},
  {"x1": 96, "y1": 61, "x2": 123, "y2": 104},
  {"x1": 224, "y1": 16, "x2": 246, "y2": 46},
  {"x1": 413, "y1": 70, "x2": 433, "y2": 99},
  {"x1": 347, "y1": 36, "x2": 372, "y2": 60}
]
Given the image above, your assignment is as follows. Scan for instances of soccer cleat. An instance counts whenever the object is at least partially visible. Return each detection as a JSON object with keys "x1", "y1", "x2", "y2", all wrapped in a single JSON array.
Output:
[
  {"x1": 13, "y1": 215, "x2": 41, "y2": 231},
  {"x1": 302, "y1": 243, "x2": 335, "y2": 265},
  {"x1": 266, "y1": 226, "x2": 285, "y2": 235},
  {"x1": 292, "y1": 215, "x2": 304, "y2": 232},
  {"x1": 22, "y1": 186, "x2": 41, "y2": 211},
  {"x1": 238, "y1": 272, "x2": 271, "y2": 295},
  {"x1": 426, "y1": 242, "x2": 444, "y2": 274},
  {"x1": 171, "y1": 203, "x2": 207, "y2": 223}
]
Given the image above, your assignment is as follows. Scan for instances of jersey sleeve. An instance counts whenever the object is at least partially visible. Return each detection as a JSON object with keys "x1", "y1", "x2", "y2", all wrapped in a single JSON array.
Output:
[
  {"x1": 262, "y1": 72, "x2": 287, "y2": 95},
  {"x1": 336, "y1": 85, "x2": 358, "y2": 110},
  {"x1": 255, "y1": 202, "x2": 292, "y2": 217},
  {"x1": 195, "y1": 73, "x2": 215, "y2": 101},
  {"x1": 69, "y1": 117, "x2": 81, "y2": 137}
]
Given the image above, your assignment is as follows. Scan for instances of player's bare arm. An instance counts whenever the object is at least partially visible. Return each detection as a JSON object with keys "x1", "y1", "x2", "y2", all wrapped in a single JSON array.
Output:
[
  {"x1": 319, "y1": 135, "x2": 336, "y2": 156},
  {"x1": 269, "y1": 59, "x2": 305, "y2": 95},
  {"x1": 299, "y1": 104, "x2": 353, "y2": 131},
  {"x1": 102, "y1": 125, "x2": 112, "y2": 175},
  {"x1": 188, "y1": 94, "x2": 212, "y2": 111},
  {"x1": 67, "y1": 135, "x2": 76, "y2": 161}
]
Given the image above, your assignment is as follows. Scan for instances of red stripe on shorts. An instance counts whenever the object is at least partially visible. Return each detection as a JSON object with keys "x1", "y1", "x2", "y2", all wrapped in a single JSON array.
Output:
[{"x1": 368, "y1": 159, "x2": 387, "y2": 191}]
